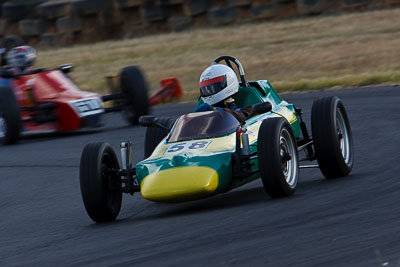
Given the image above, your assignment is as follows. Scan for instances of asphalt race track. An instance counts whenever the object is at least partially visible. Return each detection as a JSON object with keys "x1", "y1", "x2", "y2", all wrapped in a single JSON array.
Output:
[{"x1": 1, "y1": 86, "x2": 400, "y2": 266}]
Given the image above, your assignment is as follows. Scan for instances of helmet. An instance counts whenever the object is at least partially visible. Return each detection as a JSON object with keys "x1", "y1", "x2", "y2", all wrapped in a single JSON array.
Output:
[
  {"x1": 6, "y1": 45, "x2": 36, "y2": 72},
  {"x1": 199, "y1": 64, "x2": 239, "y2": 105}
]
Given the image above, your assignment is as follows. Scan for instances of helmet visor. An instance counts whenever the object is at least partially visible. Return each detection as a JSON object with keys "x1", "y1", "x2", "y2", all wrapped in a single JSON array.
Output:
[{"x1": 200, "y1": 75, "x2": 227, "y2": 97}]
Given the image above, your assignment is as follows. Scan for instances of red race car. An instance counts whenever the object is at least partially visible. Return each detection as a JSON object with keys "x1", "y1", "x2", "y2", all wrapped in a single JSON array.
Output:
[{"x1": 0, "y1": 63, "x2": 183, "y2": 145}]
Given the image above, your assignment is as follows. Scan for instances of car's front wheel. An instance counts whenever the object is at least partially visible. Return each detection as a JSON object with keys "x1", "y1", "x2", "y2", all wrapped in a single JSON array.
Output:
[
  {"x1": 258, "y1": 117, "x2": 299, "y2": 198},
  {"x1": 311, "y1": 96, "x2": 353, "y2": 179},
  {"x1": 80, "y1": 142, "x2": 122, "y2": 223}
]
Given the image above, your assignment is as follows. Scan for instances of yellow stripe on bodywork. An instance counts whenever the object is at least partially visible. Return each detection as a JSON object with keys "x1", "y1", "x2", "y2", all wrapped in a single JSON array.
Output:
[
  {"x1": 141, "y1": 166, "x2": 219, "y2": 202},
  {"x1": 273, "y1": 107, "x2": 298, "y2": 124}
]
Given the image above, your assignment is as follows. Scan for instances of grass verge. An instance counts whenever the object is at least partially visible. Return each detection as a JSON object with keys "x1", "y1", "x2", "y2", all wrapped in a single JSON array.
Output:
[
  {"x1": 37, "y1": 8, "x2": 400, "y2": 101},
  {"x1": 275, "y1": 72, "x2": 400, "y2": 92}
]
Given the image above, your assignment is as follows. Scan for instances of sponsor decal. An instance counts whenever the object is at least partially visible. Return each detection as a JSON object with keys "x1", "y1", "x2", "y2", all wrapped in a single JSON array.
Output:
[
  {"x1": 26, "y1": 78, "x2": 35, "y2": 86},
  {"x1": 247, "y1": 130, "x2": 256, "y2": 137},
  {"x1": 71, "y1": 98, "x2": 103, "y2": 117}
]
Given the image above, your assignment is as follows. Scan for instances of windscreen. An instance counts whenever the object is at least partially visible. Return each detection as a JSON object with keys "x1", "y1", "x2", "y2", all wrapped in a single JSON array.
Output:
[{"x1": 168, "y1": 110, "x2": 239, "y2": 142}]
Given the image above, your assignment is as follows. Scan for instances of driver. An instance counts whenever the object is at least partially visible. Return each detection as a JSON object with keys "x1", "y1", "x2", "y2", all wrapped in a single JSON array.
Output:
[
  {"x1": 195, "y1": 64, "x2": 253, "y2": 122},
  {"x1": 6, "y1": 45, "x2": 36, "y2": 75}
]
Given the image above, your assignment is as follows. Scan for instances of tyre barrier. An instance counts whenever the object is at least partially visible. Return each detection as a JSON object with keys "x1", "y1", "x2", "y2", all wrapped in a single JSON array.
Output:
[
  {"x1": 19, "y1": 20, "x2": 47, "y2": 36},
  {"x1": 37, "y1": 1, "x2": 70, "y2": 20},
  {"x1": 56, "y1": 16, "x2": 82, "y2": 33},
  {"x1": 207, "y1": 7, "x2": 238, "y2": 25},
  {"x1": 228, "y1": 0, "x2": 253, "y2": 7},
  {"x1": 123, "y1": 21, "x2": 147, "y2": 38},
  {"x1": 341, "y1": 0, "x2": 369, "y2": 7},
  {"x1": 168, "y1": 16, "x2": 193, "y2": 31},
  {"x1": 252, "y1": 3, "x2": 281, "y2": 19},
  {"x1": 183, "y1": 0, "x2": 210, "y2": 16},
  {"x1": 115, "y1": 0, "x2": 144, "y2": 8},
  {"x1": 0, "y1": 0, "x2": 397, "y2": 46},
  {"x1": 40, "y1": 33, "x2": 59, "y2": 46},
  {"x1": 2, "y1": 2, "x2": 28, "y2": 20},
  {"x1": 0, "y1": 35, "x2": 25, "y2": 51},
  {"x1": 72, "y1": 0, "x2": 110, "y2": 16},
  {"x1": 296, "y1": 0, "x2": 329, "y2": 15},
  {"x1": 159, "y1": 0, "x2": 186, "y2": 5},
  {"x1": 140, "y1": 2, "x2": 167, "y2": 22}
]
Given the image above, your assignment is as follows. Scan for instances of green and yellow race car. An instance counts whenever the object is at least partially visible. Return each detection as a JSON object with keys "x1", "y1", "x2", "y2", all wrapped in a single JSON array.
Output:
[{"x1": 79, "y1": 56, "x2": 354, "y2": 223}]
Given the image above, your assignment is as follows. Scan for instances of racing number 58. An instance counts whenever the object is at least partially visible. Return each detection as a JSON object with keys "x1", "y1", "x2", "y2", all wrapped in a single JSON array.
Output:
[
  {"x1": 165, "y1": 141, "x2": 211, "y2": 154},
  {"x1": 166, "y1": 143, "x2": 186, "y2": 153}
]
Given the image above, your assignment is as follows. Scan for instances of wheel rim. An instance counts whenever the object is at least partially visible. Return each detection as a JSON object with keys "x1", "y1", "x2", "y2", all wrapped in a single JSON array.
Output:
[
  {"x1": 279, "y1": 128, "x2": 298, "y2": 187},
  {"x1": 0, "y1": 115, "x2": 6, "y2": 138},
  {"x1": 336, "y1": 108, "x2": 351, "y2": 165}
]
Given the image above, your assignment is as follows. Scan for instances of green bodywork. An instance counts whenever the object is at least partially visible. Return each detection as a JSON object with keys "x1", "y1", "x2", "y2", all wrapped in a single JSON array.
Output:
[
  {"x1": 135, "y1": 81, "x2": 301, "y2": 201},
  {"x1": 195, "y1": 80, "x2": 300, "y2": 137}
]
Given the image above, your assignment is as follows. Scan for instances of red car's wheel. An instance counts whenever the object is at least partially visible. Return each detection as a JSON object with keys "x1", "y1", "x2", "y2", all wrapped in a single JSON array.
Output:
[
  {"x1": 144, "y1": 117, "x2": 175, "y2": 158},
  {"x1": 120, "y1": 66, "x2": 149, "y2": 125},
  {"x1": 0, "y1": 86, "x2": 21, "y2": 145}
]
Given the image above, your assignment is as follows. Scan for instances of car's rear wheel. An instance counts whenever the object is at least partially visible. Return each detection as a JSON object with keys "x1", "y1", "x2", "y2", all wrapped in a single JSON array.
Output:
[
  {"x1": 120, "y1": 66, "x2": 149, "y2": 125},
  {"x1": 0, "y1": 86, "x2": 21, "y2": 145},
  {"x1": 144, "y1": 117, "x2": 174, "y2": 158},
  {"x1": 311, "y1": 96, "x2": 353, "y2": 179},
  {"x1": 80, "y1": 142, "x2": 122, "y2": 223},
  {"x1": 258, "y1": 117, "x2": 299, "y2": 198}
]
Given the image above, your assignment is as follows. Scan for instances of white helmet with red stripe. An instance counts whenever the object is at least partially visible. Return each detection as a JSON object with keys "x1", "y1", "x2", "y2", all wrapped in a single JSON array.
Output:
[{"x1": 199, "y1": 64, "x2": 239, "y2": 105}]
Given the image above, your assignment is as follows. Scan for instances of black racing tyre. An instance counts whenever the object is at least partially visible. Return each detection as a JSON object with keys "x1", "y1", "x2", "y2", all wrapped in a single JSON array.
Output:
[
  {"x1": 296, "y1": 0, "x2": 328, "y2": 15},
  {"x1": 37, "y1": 1, "x2": 70, "y2": 20},
  {"x1": 116, "y1": 0, "x2": 143, "y2": 8},
  {"x1": 144, "y1": 117, "x2": 174, "y2": 158},
  {"x1": 2, "y1": 2, "x2": 28, "y2": 20},
  {"x1": 120, "y1": 66, "x2": 149, "y2": 125},
  {"x1": 251, "y1": 3, "x2": 280, "y2": 19},
  {"x1": 168, "y1": 17, "x2": 193, "y2": 32},
  {"x1": 80, "y1": 142, "x2": 122, "y2": 223},
  {"x1": 141, "y1": 2, "x2": 167, "y2": 22},
  {"x1": 72, "y1": 0, "x2": 109, "y2": 15},
  {"x1": 56, "y1": 16, "x2": 83, "y2": 33},
  {"x1": 0, "y1": 86, "x2": 21, "y2": 145},
  {"x1": 19, "y1": 20, "x2": 47, "y2": 36},
  {"x1": 258, "y1": 118, "x2": 299, "y2": 198},
  {"x1": 183, "y1": 0, "x2": 209, "y2": 16},
  {"x1": 228, "y1": 0, "x2": 252, "y2": 7},
  {"x1": 1, "y1": 35, "x2": 25, "y2": 51},
  {"x1": 311, "y1": 96, "x2": 354, "y2": 179},
  {"x1": 207, "y1": 7, "x2": 237, "y2": 25}
]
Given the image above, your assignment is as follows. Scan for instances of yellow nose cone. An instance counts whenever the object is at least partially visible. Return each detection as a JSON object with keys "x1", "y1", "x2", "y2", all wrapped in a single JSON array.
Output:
[{"x1": 140, "y1": 166, "x2": 219, "y2": 202}]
